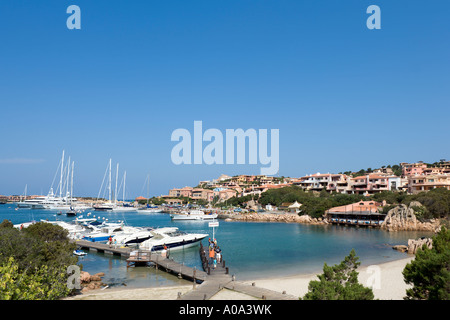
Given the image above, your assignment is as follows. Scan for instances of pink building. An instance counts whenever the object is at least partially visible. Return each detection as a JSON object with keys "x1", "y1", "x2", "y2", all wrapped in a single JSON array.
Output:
[
  {"x1": 401, "y1": 162, "x2": 427, "y2": 177},
  {"x1": 350, "y1": 174, "x2": 389, "y2": 194}
]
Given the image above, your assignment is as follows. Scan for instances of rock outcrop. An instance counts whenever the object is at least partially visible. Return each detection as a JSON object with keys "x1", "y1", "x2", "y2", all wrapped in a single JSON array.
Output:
[
  {"x1": 380, "y1": 202, "x2": 440, "y2": 232},
  {"x1": 393, "y1": 237, "x2": 433, "y2": 254},
  {"x1": 80, "y1": 271, "x2": 106, "y2": 292},
  {"x1": 407, "y1": 237, "x2": 433, "y2": 254}
]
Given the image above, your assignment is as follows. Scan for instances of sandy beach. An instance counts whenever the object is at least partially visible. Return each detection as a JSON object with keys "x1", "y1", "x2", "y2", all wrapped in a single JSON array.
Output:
[
  {"x1": 68, "y1": 256, "x2": 414, "y2": 300},
  {"x1": 238, "y1": 256, "x2": 415, "y2": 300}
]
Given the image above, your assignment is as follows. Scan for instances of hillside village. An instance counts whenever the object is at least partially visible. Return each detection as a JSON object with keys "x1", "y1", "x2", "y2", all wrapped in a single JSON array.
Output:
[{"x1": 146, "y1": 160, "x2": 450, "y2": 208}]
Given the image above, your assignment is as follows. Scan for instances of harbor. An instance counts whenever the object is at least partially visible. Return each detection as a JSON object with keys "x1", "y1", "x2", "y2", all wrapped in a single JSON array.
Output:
[
  {"x1": 0, "y1": 205, "x2": 428, "y2": 288},
  {"x1": 73, "y1": 235, "x2": 297, "y2": 300}
]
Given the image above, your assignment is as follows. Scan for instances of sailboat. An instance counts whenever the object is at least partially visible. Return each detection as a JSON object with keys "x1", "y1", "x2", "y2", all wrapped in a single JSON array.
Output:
[
  {"x1": 113, "y1": 169, "x2": 137, "y2": 212},
  {"x1": 93, "y1": 159, "x2": 137, "y2": 212},
  {"x1": 16, "y1": 151, "x2": 76, "y2": 210},
  {"x1": 138, "y1": 173, "x2": 162, "y2": 213}
]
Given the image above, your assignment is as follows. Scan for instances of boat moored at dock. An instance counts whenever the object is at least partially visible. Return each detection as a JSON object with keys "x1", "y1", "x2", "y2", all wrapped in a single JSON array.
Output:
[
  {"x1": 171, "y1": 209, "x2": 218, "y2": 221},
  {"x1": 139, "y1": 227, "x2": 208, "y2": 252}
]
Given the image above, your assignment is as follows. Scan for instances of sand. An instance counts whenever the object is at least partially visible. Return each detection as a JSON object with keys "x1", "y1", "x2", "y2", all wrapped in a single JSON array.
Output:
[
  {"x1": 238, "y1": 256, "x2": 415, "y2": 300},
  {"x1": 67, "y1": 256, "x2": 415, "y2": 300}
]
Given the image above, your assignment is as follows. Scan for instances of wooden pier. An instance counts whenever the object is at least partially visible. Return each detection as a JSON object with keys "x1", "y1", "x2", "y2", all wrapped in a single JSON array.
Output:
[
  {"x1": 74, "y1": 239, "x2": 133, "y2": 258},
  {"x1": 73, "y1": 239, "x2": 297, "y2": 300},
  {"x1": 73, "y1": 240, "x2": 207, "y2": 283},
  {"x1": 178, "y1": 243, "x2": 297, "y2": 300},
  {"x1": 126, "y1": 250, "x2": 208, "y2": 283}
]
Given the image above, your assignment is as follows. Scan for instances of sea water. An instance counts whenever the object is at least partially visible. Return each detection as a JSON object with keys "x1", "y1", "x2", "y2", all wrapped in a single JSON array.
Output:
[{"x1": 0, "y1": 205, "x2": 431, "y2": 288}]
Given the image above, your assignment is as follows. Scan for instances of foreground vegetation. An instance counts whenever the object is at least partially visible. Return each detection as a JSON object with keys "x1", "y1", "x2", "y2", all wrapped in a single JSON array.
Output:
[
  {"x1": 302, "y1": 249, "x2": 374, "y2": 300},
  {"x1": 302, "y1": 227, "x2": 450, "y2": 300},
  {"x1": 403, "y1": 227, "x2": 450, "y2": 300},
  {"x1": 0, "y1": 220, "x2": 77, "y2": 300}
]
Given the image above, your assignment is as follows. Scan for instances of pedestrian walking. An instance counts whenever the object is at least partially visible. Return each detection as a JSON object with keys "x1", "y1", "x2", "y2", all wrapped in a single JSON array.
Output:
[
  {"x1": 215, "y1": 246, "x2": 221, "y2": 263},
  {"x1": 209, "y1": 247, "x2": 215, "y2": 265}
]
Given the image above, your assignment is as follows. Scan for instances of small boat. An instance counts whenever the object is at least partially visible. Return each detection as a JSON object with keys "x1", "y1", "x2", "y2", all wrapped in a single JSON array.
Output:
[
  {"x1": 139, "y1": 227, "x2": 207, "y2": 252},
  {"x1": 171, "y1": 209, "x2": 218, "y2": 221},
  {"x1": 73, "y1": 249, "x2": 87, "y2": 256},
  {"x1": 66, "y1": 209, "x2": 77, "y2": 216},
  {"x1": 93, "y1": 203, "x2": 115, "y2": 211},
  {"x1": 138, "y1": 207, "x2": 162, "y2": 213}
]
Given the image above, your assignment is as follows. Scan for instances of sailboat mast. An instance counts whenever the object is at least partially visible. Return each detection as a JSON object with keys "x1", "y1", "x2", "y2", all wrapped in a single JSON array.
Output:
[
  {"x1": 147, "y1": 174, "x2": 150, "y2": 205},
  {"x1": 114, "y1": 163, "x2": 119, "y2": 205},
  {"x1": 70, "y1": 161, "x2": 74, "y2": 204},
  {"x1": 108, "y1": 158, "x2": 112, "y2": 203},
  {"x1": 65, "y1": 156, "x2": 71, "y2": 201},
  {"x1": 123, "y1": 171, "x2": 127, "y2": 202},
  {"x1": 23, "y1": 184, "x2": 27, "y2": 202},
  {"x1": 59, "y1": 150, "x2": 65, "y2": 198}
]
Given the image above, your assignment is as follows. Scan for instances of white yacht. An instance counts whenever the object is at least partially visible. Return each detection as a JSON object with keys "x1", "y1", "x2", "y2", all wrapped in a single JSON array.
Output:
[
  {"x1": 112, "y1": 227, "x2": 154, "y2": 246},
  {"x1": 17, "y1": 196, "x2": 47, "y2": 209},
  {"x1": 171, "y1": 209, "x2": 218, "y2": 221},
  {"x1": 138, "y1": 207, "x2": 162, "y2": 213},
  {"x1": 139, "y1": 227, "x2": 208, "y2": 252}
]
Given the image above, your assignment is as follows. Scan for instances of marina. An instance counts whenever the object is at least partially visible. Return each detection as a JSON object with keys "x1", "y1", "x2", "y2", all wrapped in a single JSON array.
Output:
[{"x1": 0, "y1": 204, "x2": 431, "y2": 290}]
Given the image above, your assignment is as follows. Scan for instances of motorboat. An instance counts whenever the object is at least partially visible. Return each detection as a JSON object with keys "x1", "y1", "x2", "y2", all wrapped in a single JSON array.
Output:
[
  {"x1": 73, "y1": 249, "x2": 87, "y2": 256},
  {"x1": 111, "y1": 205, "x2": 138, "y2": 212},
  {"x1": 93, "y1": 202, "x2": 115, "y2": 211},
  {"x1": 171, "y1": 209, "x2": 218, "y2": 221},
  {"x1": 138, "y1": 207, "x2": 162, "y2": 213},
  {"x1": 66, "y1": 210, "x2": 77, "y2": 217},
  {"x1": 93, "y1": 202, "x2": 137, "y2": 212},
  {"x1": 112, "y1": 227, "x2": 155, "y2": 246},
  {"x1": 81, "y1": 223, "x2": 124, "y2": 242},
  {"x1": 139, "y1": 227, "x2": 208, "y2": 252}
]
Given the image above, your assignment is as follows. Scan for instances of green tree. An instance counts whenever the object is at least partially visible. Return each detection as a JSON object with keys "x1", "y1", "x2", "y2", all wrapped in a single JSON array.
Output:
[
  {"x1": 402, "y1": 227, "x2": 450, "y2": 300},
  {"x1": 0, "y1": 222, "x2": 78, "y2": 300},
  {"x1": 0, "y1": 256, "x2": 70, "y2": 300},
  {"x1": 302, "y1": 249, "x2": 374, "y2": 300},
  {"x1": 0, "y1": 219, "x2": 13, "y2": 229}
]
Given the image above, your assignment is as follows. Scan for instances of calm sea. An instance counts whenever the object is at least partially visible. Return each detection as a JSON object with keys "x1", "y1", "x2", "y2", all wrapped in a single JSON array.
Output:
[{"x1": 0, "y1": 205, "x2": 431, "y2": 288}]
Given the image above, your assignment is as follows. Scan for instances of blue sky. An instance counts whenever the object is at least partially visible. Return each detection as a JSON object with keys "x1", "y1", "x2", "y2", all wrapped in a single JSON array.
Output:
[{"x1": 0, "y1": 0, "x2": 449, "y2": 198}]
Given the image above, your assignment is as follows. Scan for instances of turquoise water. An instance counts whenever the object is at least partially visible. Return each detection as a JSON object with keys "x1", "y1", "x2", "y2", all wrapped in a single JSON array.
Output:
[{"x1": 0, "y1": 205, "x2": 431, "y2": 288}]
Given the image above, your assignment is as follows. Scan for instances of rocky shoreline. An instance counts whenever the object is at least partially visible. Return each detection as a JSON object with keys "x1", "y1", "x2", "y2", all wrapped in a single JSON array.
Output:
[
  {"x1": 219, "y1": 202, "x2": 443, "y2": 232},
  {"x1": 219, "y1": 212, "x2": 327, "y2": 225},
  {"x1": 80, "y1": 271, "x2": 107, "y2": 293}
]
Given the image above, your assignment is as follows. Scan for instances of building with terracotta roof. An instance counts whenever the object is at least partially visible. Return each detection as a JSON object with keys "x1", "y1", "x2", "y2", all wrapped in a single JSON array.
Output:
[
  {"x1": 350, "y1": 174, "x2": 389, "y2": 194},
  {"x1": 296, "y1": 173, "x2": 350, "y2": 193},
  {"x1": 192, "y1": 188, "x2": 214, "y2": 201},
  {"x1": 407, "y1": 174, "x2": 450, "y2": 194},
  {"x1": 401, "y1": 162, "x2": 427, "y2": 177},
  {"x1": 325, "y1": 200, "x2": 386, "y2": 227},
  {"x1": 169, "y1": 186, "x2": 194, "y2": 198}
]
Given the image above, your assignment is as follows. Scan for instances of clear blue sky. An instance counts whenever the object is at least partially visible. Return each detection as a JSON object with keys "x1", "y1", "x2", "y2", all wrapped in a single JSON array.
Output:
[{"x1": 0, "y1": 0, "x2": 449, "y2": 198}]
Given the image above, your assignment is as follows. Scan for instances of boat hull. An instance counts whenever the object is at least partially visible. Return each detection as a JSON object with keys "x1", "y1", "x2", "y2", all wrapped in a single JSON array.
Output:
[
  {"x1": 147, "y1": 237, "x2": 206, "y2": 252},
  {"x1": 171, "y1": 214, "x2": 218, "y2": 221}
]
